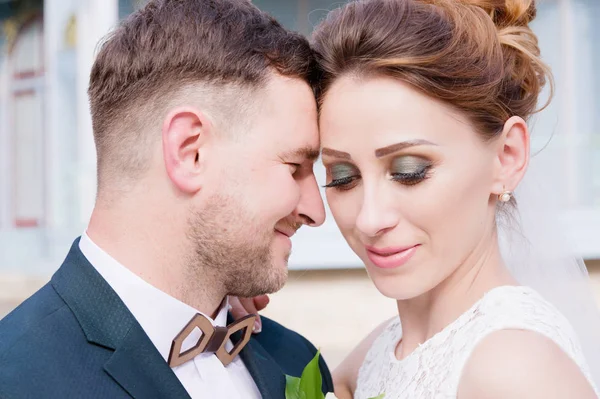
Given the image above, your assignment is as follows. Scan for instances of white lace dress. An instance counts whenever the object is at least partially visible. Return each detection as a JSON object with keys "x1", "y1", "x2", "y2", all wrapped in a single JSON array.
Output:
[{"x1": 355, "y1": 286, "x2": 599, "y2": 399}]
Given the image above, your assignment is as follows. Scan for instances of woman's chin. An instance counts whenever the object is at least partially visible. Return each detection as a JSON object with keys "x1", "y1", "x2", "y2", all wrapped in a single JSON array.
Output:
[{"x1": 369, "y1": 273, "x2": 426, "y2": 301}]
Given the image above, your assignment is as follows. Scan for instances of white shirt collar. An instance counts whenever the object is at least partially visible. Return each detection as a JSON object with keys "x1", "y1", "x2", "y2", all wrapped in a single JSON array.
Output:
[{"x1": 79, "y1": 232, "x2": 230, "y2": 362}]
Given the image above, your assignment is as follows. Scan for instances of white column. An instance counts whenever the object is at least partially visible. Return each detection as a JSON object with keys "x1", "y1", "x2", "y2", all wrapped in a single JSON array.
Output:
[
  {"x1": 0, "y1": 55, "x2": 10, "y2": 229},
  {"x1": 559, "y1": 0, "x2": 578, "y2": 208},
  {"x1": 43, "y1": 0, "x2": 79, "y2": 232},
  {"x1": 76, "y1": 0, "x2": 118, "y2": 225}
]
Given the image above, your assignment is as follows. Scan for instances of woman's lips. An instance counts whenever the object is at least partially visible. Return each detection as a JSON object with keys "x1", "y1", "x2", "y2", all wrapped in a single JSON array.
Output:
[{"x1": 366, "y1": 245, "x2": 420, "y2": 269}]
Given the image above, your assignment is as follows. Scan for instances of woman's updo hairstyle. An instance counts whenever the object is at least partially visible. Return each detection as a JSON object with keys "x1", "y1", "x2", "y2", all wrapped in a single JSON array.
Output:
[{"x1": 312, "y1": 0, "x2": 553, "y2": 140}]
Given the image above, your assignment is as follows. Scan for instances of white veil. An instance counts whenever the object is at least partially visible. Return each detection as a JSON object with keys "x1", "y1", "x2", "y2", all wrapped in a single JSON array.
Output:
[{"x1": 497, "y1": 140, "x2": 600, "y2": 388}]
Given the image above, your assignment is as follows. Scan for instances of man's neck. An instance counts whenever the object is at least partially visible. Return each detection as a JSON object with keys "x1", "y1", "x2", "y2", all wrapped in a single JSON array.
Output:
[{"x1": 87, "y1": 206, "x2": 226, "y2": 318}]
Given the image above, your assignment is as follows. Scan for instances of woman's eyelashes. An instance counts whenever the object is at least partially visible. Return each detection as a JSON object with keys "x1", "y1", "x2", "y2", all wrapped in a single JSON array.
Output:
[
  {"x1": 324, "y1": 156, "x2": 433, "y2": 191},
  {"x1": 389, "y1": 155, "x2": 433, "y2": 186},
  {"x1": 324, "y1": 163, "x2": 359, "y2": 190}
]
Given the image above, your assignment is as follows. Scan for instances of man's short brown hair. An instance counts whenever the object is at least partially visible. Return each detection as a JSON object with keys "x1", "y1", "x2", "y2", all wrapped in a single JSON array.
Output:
[{"x1": 88, "y1": 0, "x2": 317, "y2": 189}]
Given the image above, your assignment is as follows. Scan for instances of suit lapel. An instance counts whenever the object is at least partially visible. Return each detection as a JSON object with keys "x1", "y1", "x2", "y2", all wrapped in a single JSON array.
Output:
[
  {"x1": 104, "y1": 324, "x2": 190, "y2": 399},
  {"x1": 229, "y1": 315, "x2": 286, "y2": 398},
  {"x1": 52, "y1": 239, "x2": 189, "y2": 399}
]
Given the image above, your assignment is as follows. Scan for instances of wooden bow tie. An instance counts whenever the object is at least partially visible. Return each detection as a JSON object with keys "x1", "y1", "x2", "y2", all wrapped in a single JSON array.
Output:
[{"x1": 168, "y1": 313, "x2": 256, "y2": 368}]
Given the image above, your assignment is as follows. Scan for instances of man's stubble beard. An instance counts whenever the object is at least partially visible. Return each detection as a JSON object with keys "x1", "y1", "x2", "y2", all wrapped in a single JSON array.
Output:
[{"x1": 185, "y1": 196, "x2": 289, "y2": 299}]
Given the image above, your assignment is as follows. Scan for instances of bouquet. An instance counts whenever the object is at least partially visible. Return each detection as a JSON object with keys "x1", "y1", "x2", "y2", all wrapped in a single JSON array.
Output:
[{"x1": 285, "y1": 351, "x2": 384, "y2": 399}]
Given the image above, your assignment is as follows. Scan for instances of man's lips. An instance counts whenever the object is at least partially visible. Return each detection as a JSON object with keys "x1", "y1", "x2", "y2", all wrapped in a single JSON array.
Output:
[{"x1": 275, "y1": 228, "x2": 296, "y2": 238}]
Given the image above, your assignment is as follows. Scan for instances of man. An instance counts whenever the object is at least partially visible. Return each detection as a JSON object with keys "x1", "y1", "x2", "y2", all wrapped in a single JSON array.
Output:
[{"x1": 0, "y1": 0, "x2": 332, "y2": 397}]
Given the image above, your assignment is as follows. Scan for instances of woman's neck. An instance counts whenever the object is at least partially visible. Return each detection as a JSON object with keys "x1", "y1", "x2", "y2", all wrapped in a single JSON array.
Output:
[{"x1": 394, "y1": 240, "x2": 517, "y2": 360}]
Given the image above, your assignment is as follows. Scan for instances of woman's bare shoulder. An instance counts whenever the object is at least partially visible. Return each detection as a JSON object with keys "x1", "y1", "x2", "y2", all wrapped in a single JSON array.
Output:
[{"x1": 458, "y1": 329, "x2": 597, "y2": 399}]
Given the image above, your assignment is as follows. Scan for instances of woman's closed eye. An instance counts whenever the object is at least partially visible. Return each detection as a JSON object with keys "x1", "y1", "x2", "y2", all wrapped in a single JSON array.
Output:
[
  {"x1": 324, "y1": 156, "x2": 433, "y2": 191},
  {"x1": 324, "y1": 163, "x2": 359, "y2": 191},
  {"x1": 390, "y1": 156, "x2": 433, "y2": 186}
]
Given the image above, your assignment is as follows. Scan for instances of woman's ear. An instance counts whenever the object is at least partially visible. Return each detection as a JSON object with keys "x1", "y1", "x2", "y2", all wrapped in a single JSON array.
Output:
[{"x1": 491, "y1": 116, "x2": 530, "y2": 196}]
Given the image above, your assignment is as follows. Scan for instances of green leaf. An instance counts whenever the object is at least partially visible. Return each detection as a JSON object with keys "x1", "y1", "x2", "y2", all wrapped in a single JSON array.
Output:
[
  {"x1": 285, "y1": 375, "x2": 302, "y2": 399},
  {"x1": 298, "y1": 350, "x2": 325, "y2": 399},
  {"x1": 368, "y1": 394, "x2": 385, "y2": 399}
]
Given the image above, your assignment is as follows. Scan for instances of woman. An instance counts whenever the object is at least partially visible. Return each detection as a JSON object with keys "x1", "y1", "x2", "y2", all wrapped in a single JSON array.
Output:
[
  {"x1": 310, "y1": 0, "x2": 600, "y2": 397},
  {"x1": 234, "y1": 0, "x2": 600, "y2": 396}
]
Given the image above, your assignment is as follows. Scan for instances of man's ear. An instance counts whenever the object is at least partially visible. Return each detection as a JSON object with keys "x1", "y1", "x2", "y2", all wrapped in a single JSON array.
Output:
[
  {"x1": 162, "y1": 107, "x2": 213, "y2": 194},
  {"x1": 491, "y1": 116, "x2": 530, "y2": 196}
]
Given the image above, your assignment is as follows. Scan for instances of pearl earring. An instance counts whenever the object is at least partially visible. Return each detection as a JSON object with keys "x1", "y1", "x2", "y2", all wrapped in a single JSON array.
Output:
[{"x1": 498, "y1": 190, "x2": 512, "y2": 202}]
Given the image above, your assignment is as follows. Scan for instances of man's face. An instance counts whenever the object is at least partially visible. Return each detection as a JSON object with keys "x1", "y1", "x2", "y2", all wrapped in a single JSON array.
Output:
[{"x1": 188, "y1": 75, "x2": 325, "y2": 297}]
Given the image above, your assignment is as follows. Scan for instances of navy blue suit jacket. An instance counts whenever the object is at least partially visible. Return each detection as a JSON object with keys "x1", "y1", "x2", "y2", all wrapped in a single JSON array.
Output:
[{"x1": 0, "y1": 239, "x2": 333, "y2": 398}]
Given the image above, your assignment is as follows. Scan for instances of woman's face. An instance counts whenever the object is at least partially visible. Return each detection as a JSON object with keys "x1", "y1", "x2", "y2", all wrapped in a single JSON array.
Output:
[{"x1": 320, "y1": 76, "x2": 503, "y2": 300}]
